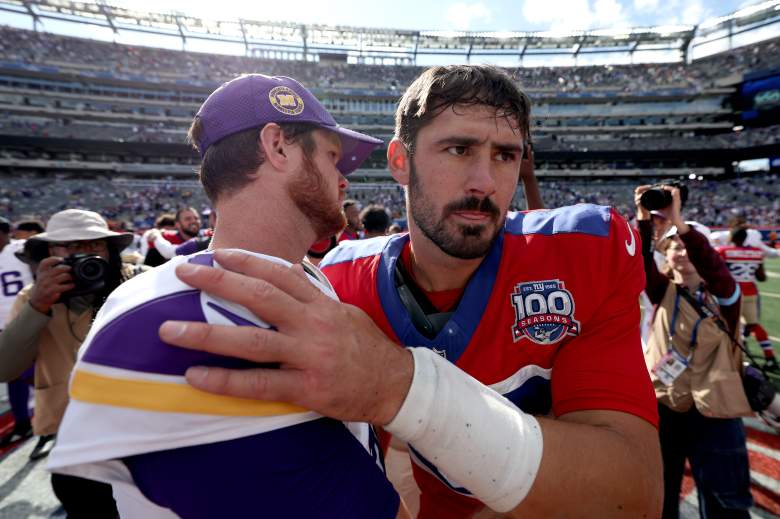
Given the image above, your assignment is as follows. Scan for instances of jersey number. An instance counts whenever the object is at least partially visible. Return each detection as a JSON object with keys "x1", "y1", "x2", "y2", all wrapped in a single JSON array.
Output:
[
  {"x1": 727, "y1": 262, "x2": 758, "y2": 282},
  {"x1": 1, "y1": 271, "x2": 24, "y2": 297},
  {"x1": 513, "y1": 290, "x2": 572, "y2": 319}
]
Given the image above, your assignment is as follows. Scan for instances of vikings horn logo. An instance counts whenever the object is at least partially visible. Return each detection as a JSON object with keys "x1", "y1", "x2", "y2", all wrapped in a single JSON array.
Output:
[{"x1": 511, "y1": 279, "x2": 580, "y2": 345}]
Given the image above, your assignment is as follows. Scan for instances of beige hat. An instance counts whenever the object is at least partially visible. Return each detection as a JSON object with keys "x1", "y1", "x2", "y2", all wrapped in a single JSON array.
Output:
[
  {"x1": 29, "y1": 209, "x2": 133, "y2": 250},
  {"x1": 663, "y1": 220, "x2": 712, "y2": 240}
]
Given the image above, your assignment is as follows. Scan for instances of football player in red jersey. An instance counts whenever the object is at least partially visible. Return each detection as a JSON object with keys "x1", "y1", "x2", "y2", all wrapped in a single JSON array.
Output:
[
  {"x1": 338, "y1": 199, "x2": 362, "y2": 241},
  {"x1": 717, "y1": 227, "x2": 776, "y2": 370},
  {"x1": 144, "y1": 207, "x2": 202, "y2": 266},
  {"x1": 160, "y1": 65, "x2": 662, "y2": 518}
]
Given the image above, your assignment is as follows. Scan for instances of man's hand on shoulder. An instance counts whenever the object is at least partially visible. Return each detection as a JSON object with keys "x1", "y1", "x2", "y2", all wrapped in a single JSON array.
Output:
[{"x1": 158, "y1": 250, "x2": 413, "y2": 425}]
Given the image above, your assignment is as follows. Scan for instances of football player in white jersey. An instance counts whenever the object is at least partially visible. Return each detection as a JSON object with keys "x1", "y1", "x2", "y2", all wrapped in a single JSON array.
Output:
[
  {"x1": 50, "y1": 75, "x2": 409, "y2": 519},
  {"x1": 0, "y1": 217, "x2": 34, "y2": 445}
]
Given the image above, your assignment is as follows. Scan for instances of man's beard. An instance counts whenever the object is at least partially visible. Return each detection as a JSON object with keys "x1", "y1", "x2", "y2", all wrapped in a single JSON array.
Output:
[
  {"x1": 409, "y1": 160, "x2": 503, "y2": 260},
  {"x1": 287, "y1": 155, "x2": 346, "y2": 242},
  {"x1": 183, "y1": 224, "x2": 200, "y2": 239}
]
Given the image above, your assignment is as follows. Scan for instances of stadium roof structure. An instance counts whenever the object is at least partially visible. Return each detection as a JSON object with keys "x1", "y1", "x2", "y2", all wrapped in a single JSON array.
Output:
[{"x1": 0, "y1": 0, "x2": 779, "y2": 65}]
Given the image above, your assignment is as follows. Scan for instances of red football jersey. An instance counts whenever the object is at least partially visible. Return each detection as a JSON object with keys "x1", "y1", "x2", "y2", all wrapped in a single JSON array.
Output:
[
  {"x1": 147, "y1": 230, "x2": 187, "y2": 249},
  {"x1": 320, "y1": 204, "x2": 658, "y2": 519},
  {"x1": 338, "y1": 228, "x2": 360, "y2": 242},
  {"x1": 717, "y1": 245, "x2": 764, "y2": 296}
]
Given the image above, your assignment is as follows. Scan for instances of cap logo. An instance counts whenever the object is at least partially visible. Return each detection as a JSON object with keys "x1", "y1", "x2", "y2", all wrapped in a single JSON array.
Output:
[{"x1": 269, "y1": 86, "x2": 304, "y2": 116}]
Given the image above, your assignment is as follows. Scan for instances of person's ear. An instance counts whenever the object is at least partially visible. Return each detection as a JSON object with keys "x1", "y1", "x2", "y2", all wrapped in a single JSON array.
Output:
[
  {"x1": 259, "y1": 123, "x2": 293, "y2": 172},
  {"x1": 388, "y1": 138, "x2": 410, "y2": 186}
]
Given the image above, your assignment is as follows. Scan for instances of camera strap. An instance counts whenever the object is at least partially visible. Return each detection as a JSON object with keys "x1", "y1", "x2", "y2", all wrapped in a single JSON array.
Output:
[
  {"x1": 675, "y1": 284, "x2": 767, "y2": 372},
  {"x1": 393, "y1": 259, "x2": 454, "y2": 340}
]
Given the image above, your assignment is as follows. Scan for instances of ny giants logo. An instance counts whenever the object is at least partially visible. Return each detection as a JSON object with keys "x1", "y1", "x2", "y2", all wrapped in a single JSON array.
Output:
[{"x1": 510, "y1": 279, "x2": 580, "y2": 345}]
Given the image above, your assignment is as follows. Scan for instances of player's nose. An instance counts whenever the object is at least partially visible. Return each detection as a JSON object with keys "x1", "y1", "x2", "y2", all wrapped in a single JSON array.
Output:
[{"x1": 465, "y1": 154, "x2": 496, "y2": 196}]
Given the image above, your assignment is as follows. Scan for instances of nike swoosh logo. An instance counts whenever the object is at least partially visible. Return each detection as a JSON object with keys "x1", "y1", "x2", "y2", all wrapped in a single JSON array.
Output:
[{"x1": 625, "y1": 220, "x2": 636, "y2": 257}]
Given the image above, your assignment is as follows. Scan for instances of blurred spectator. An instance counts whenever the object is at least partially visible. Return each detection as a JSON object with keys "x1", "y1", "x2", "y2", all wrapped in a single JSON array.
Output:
[
  {"x1": 175, "y1": 210, "x2": 215, "y2": 256},
  {"x1": 360, "y1": 205, "x2": 391, "y2": 238},
  {"x1": 339, "y1": 199, "x2": 362, "y2": 242},
  {"x1": 717, "y1": 227, "x2": 777, "y2": 371},
  {"x1": 306, "y1": 235, "x2": 339, "y2": 266},
  {"x1": 139, "y1": 213, "x2": 176, "y2": 260},
  {"x1": 144, "y1": 207, "x2": 200, "y2": 266},
  {"x1": 0, "y1": 216, "x2": 34, "y2": 448},
  {"x1": 388, "y1": 223, "x2": 404, "y2": 234},
  {"x1": 12, "y1": 220, "x2": 45, "y2": 240}
]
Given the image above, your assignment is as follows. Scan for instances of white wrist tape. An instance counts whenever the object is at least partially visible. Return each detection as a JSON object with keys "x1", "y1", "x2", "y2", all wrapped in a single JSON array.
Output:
[{"x1": 385, "y1": 347, "x2": 543, "y2": 513}]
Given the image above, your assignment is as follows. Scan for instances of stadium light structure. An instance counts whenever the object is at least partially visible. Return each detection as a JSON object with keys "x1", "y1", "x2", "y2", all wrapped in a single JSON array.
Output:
[
  {"x1": 691, "y1": 0, "x2": 780, "y2": 61},
  {"x1": 0, "y1": 0, "x2": 778, "y2": 66}
]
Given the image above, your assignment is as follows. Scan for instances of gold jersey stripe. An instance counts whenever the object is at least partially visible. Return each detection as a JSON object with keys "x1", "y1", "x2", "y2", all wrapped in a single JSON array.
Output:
[{"x1": 70, "y1": 369, "x2": 308, "y2": 417}]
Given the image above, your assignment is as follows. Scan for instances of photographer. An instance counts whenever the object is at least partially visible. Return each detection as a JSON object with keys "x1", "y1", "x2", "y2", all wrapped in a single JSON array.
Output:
[
  {"x1": 0, "y1": 209, "x2": 144, "y2": 518},
  {"x1": 635, "y1": 185, "x2": 753, "y2": 519}
]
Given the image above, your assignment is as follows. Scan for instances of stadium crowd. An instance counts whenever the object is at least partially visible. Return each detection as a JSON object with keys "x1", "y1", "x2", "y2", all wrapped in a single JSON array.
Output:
[
  {"x1": 6, "y1": 113, "x2": 779, "y2": 152},
  {"x1": 543, "y1": 125, "x2": 780, "y2": 152},
  {"x1": 1, "y1": 173, "x2": 778, "y2": 229},
  {"x1": 1, "y1": 25, "x2": 779, "y2": 92}
]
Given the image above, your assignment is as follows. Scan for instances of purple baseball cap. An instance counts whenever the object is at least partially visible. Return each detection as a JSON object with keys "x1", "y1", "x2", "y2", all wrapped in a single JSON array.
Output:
[{"x1": 195, "y1": 74, "x2": 383, "y2": 175}]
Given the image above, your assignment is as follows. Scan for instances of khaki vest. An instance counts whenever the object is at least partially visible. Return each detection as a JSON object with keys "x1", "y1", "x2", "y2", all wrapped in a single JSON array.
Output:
[
  {"x1": 15, "y1": 285, "x2": 92, "y2": 435},
  {"x1": 645, "y1": 283, "x2": 751, "y2": 418},
  {"x1": 14, "y1": 264, "x2": 142, "y2": 435}
]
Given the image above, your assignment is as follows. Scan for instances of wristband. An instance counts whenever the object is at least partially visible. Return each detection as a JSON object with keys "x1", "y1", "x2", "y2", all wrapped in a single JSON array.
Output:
[{"x1": 386, "y1": 347, "x2": 543, "y2": 512}]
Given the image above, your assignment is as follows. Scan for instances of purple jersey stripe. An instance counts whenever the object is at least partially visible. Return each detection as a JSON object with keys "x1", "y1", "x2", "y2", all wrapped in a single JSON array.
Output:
[
  {"x1": 124, "y1": 418, "x2": 400, "y2": 518},
  {"x1": 82, "y1": 290, "x2": 258, "y2": 376}
]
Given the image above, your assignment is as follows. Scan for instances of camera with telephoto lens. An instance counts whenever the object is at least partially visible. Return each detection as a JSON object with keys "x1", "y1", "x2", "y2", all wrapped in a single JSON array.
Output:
[
  {"x1": 61, "y1": 253, "x2": 109, "y2": 298},
  {"x1": 639, "y1": 181, "x2": 689, "y2": 211}
]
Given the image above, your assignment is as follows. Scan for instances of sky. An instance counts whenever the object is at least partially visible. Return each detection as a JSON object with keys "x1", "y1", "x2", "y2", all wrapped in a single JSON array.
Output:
[
  {"x1": 0, "y1": 0, "x2": 762, "y2": 33},
  {"x1": 0, "y1": 0, "x2": 776, "y2": 66}
]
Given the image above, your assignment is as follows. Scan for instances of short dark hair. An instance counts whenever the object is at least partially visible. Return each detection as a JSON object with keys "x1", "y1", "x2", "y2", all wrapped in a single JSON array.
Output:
[
  {"x1": 14, "y1": 219, "x2": 45, "y2": 234},
  {"x1": 0, "y1": 216, "x2": 10, "y2": 235},
  {"x1": 188, "y1": 119, "x2": 319, "y2": 203},
  {"x1": 155, "y1": 214, "x2": 176, "y2": 228},
  {"x1": 395, "y1": 65, "x2": 532, "y2": 157},
  {"x1": 175, "y1": 207, "x2": 199, "y2": 223},
  {"x1": 360, "y1": 205, "x2": 391, "y2": 234},
  {"x1": 342, "y1": 199, "x2": 359, "y2": 211},
  {"x1": 728, "y1": 214, "x2": 747, "y2": 229},
  {"x1": 731, "y1": 227, "x2": 748, "y2": 247}
]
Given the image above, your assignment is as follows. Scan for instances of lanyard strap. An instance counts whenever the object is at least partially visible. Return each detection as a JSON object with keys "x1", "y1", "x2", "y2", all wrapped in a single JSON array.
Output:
[{"x1": 668, "y1": 291, "x2": 705, "y2": 354}]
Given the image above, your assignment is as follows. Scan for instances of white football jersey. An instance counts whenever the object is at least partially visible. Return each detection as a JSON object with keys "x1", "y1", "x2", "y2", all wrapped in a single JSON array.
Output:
[
  {"x1": 0, "y1": 240, "x2": 33, "y2": 327},
  {"x1": 49, "y1": 249, "x2": 388, "y2": 518}
]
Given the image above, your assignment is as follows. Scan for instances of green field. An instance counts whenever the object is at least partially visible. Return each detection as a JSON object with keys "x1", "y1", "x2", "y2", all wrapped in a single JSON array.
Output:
[{"x1": 752, "y1": 257, "x2": 780, "y2": 386}]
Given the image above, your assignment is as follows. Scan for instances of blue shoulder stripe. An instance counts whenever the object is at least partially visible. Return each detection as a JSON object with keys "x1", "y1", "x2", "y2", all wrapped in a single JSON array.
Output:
[
  {"x1": 717, "y1": 284, "x2": 741, "y2": 307},
  {"x1": 320, "y1": 235, "x2": 394, "y2": 268},
  {"x1": 505, "y1": 204, "x2": 611, "y2": 237}
]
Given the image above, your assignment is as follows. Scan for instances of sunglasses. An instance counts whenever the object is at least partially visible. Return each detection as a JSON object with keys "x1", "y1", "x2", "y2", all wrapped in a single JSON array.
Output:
[{"x1": 50, "y1": 240, "x2": 108, "y2": 253}]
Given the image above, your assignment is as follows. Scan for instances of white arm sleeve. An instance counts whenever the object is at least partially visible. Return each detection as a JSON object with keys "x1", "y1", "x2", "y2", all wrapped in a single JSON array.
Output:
[
  {"x1": 152, "y1": 234, "x2": 178, "y2": 260},
  {"x1": 745, "y1": 229, "x2": 779, "y2": 258},
  {"x1": 385, "y1": 347, "x2": 543, "y2": 513}
]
